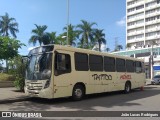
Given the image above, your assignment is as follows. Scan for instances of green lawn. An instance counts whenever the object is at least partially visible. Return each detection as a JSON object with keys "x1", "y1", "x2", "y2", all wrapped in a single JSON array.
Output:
[{"x1": 0, "y1": 73, "x2": 15, "y2": 81}]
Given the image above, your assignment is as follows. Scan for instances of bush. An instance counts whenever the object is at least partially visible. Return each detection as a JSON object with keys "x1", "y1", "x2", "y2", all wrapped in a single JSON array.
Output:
[
  {"x1": 0, "y1": 73, "x2": 15, "y2": 81},
  {"x1": 14, "y1": 76, "x2": 25, "y2": 91}
]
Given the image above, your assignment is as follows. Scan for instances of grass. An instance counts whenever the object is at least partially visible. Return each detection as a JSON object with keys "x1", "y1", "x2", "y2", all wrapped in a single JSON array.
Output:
[{"x1": 0, "y1": 73, "x2": 15, "y2": 81}]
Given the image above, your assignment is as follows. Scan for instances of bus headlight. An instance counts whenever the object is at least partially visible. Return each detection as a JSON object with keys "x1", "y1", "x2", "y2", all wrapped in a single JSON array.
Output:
[{"x1": 44, "y1": 79, "x2": 51, "y2": 89}]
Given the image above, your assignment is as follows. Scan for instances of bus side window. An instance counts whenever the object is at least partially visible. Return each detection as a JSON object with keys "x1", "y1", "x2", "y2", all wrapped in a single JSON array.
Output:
[
  {"x1": 135, "y1": 61, "x2": 142, "y2": 73},
  {"x1": 55, "y1": 53, "x2": 71, "y2": 75}
]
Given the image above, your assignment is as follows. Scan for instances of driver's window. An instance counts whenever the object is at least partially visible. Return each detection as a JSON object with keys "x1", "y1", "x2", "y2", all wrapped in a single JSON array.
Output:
[{"x1": 55, "y1": 53, "x2": 71, "y2": 75}]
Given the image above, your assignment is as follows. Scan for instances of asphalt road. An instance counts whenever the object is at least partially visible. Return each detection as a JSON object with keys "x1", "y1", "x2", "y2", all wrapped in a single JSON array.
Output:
[{"x1": 1, "y1": 85, "x2": 160, "y2": 120}]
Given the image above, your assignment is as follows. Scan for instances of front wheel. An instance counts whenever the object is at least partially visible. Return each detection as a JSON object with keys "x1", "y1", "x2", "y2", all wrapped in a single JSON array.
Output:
[
  {"x1": 124, "y1": 82, "x2": 131, "y2": 94},
  {"x1": 72, "y1": 85, "x2": 84, "y2": 101}
]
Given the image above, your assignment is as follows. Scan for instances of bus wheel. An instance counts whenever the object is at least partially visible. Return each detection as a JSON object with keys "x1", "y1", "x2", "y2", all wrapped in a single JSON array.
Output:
[
  {"x1": 124, "y1": 82, "x2": 131, "y2": 94},
  {"x1": 72, "y1": 85, "x2": 84, "y2": 101}
]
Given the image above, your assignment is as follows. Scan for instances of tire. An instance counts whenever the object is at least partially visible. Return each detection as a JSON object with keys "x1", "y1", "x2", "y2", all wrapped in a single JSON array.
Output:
[
  {"x1": 72, "y1": 85, "x2": 84, "y2": 101},
  {"x1": 124, "y1": 82, "x2": 131, "y2": 94}
]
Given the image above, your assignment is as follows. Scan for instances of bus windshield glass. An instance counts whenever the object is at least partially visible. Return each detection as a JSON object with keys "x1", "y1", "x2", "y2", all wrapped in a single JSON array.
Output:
[{"x1": 26, "y1": 53, "x2": 52, "y2": 80}]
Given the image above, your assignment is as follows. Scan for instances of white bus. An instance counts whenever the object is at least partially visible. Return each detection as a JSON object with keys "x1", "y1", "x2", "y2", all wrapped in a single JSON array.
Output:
[{"x1": 24, "y1": 45, "x2": 145, "y2": 100}]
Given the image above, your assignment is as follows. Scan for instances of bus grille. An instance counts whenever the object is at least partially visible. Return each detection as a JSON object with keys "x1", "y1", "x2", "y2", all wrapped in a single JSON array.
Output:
[{"x1": 26, "y1": 82, "x2": 43, "y2": 92}]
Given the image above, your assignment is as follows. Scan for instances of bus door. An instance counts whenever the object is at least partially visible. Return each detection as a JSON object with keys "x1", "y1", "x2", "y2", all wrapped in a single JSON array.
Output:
[{"x1": 53, "y1": 50, "x2": 73, "y2": 98}]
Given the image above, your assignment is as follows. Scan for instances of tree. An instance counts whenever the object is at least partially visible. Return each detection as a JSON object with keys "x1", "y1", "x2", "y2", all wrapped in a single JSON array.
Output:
[
  {"x1": 29, "y1": 24, "x2": 49, "y2": 46},
  {"x1": 56, "y1": 34, "x2": 67, "y2": 45},
  {"x1": 115, "y1": 45, "x2": 123, "y2": 51},
  {"x1": 77, "y1": 20, "x2": 97, "y2": 49},
  {"x1": 0, "y1": 36, "x2": 25, "y2": 60},
  {"x1": 106, "y1": 48, "x2": 110, "y2": 52},
  {"x1": 0, "y1": 13, "x2": 19, "y2": 38},
  {"x1": 93, "y1": 29, "x2": 106, "y2": 51},
  {"x1": 63, "y1": 24, "x2": 79, "y2": 46},
  {"x1": 47, "y1": 32, "x2": 57, "y2": 44}
]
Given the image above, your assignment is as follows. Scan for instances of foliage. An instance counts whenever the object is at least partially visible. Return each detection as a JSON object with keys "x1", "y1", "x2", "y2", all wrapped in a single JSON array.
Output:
[
  {"x1": 115, "y1": 45, "x2": 123, "y2": 51},
  {"x1": 29, "y1": 24, "x2": 49, "y2": 46},
  {"x1": 47, "y1": 32, "x2": 57, "y2": 44},
  {"x1": 77, "y1": 20, "x2": 97, "y2": 49},
  {"x1": 93, "y1": 29, "x2": 106, "y2": 51},
  {"x1": 9, "y1": 55, "x2": 26, "y2": 91},
  {"x1": 14, "y1": 76, "x2": 25, "y2": 91},
  {"x1": 0, "y1": 36, "x2": 25, "y2": 60},
  {"x1": 63, "y1": 24, "x2": 79, "y2": 46},
  {"x1": 0, "y1": 73, "x2": 15, "y2": 81},
  {"x1": 106, "y1": 48, "x2": 110, "y2": 52},
  {"x1": 0, "y1": 12, "x2": 19, "y2": 38}
]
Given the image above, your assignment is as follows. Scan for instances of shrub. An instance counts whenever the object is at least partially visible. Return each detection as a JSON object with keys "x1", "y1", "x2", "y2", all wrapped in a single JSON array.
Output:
[
  {"x1": 0, "y1": 73, "x2": 15, "y2": 81},
  {"x1": 14, "y1": 76, "x2": 25, "y2": 91}
]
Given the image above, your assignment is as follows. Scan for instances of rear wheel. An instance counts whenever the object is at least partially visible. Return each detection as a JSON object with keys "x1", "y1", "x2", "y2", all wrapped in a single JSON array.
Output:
[
  {"x1": 72, "y1": 85, "x2": 84, "y2": 101},
  {"x1": 124, "y1": 82, "x2": 131, "y2": 94}
]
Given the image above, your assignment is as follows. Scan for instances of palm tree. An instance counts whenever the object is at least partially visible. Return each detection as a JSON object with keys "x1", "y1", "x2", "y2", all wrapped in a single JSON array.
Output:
[
  {"x1": 0, "y1": 12, "x2": 19, "y2": 38},
  {"x1": 56, "y1": 34, "x2": 67, "y2": 45},
  {"x1": 47, "y1": 32, "x2": 57, "y2": 44},
  {"x1": 106, "y1": 48, "x2": 110, "y2": 52},
  {"x1": 29, "y1": 24, "x2": 48, "y2": 46},
  {"x1": 116, "y1": 45, "x2": 123, "y2": 51},
  {"x1": 77, "y1": 20, "x2": 97, "y2": 49},
  {"x1": 94, "y1": 29, "x2": 106, "y2": 51},
  {"x1": 63, "y1": 24, "x2": 78, "y2": 46}
]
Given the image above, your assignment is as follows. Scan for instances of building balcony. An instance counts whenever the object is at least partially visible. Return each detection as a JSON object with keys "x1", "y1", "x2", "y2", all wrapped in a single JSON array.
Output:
[
  {"x1": 127, "y1": 37, "x2": 144, "y2": 43},
  {"x1": 145, "y1": 20, "x2": 159, "y2": 25},
  {"x1": 127, "y1": 16, "x2": 144, "y2": 23},
  {"x1": 127, "y1": 0, "x2": 134, "y2": 2},
  {"x1": 127, "y1": 1, "x2": 144, "y2": 9},
  {"x1": 128, "y1": 31, "x2": 144, "y2": 36},
  {"x1": 146, "y1": 0, "x2": 156, "y2": 3},
  {"x1": 145, "y1": 27, "x2": 160, "y2": 33},
  {"x1": 127, "y1": 23, "x2": 144, "y2": 29},
  {"x1": 127, "y1": 9, "x2": 144, "y2": 16},
  {"x1": 145, "y1": 12, "x2": 159, "y2": 18},
  {"x1": 145, "y1": 35, "x2": 160, "y2": 41},
  {"x1": 145, "y1": 4, "x2": 157, "y2": 11}
]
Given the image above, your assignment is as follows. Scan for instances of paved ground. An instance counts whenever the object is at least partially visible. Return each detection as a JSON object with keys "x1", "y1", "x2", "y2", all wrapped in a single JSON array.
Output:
[{"x1": 1, "y1": 80, "x2": 160, "y2": 120}]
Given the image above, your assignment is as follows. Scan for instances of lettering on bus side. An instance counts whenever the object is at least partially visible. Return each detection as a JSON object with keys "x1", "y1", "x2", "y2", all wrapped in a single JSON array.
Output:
[
  {"x1": 92, "y1": 74, "x2": 112, "y2": 80},
  {"x1": 120, "y1": 74, "x2": 132, "y2": 80}
]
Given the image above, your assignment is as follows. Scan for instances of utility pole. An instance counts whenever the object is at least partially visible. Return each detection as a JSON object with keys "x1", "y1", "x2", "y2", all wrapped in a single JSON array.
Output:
[{"x1": 67, "y1": 0, "x2": 69, "y2": 45}]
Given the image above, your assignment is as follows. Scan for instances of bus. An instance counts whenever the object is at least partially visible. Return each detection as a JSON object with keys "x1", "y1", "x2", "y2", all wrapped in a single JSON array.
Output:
[{"x1": 24, "y1": 44, "x2": 145, "y2": 100}]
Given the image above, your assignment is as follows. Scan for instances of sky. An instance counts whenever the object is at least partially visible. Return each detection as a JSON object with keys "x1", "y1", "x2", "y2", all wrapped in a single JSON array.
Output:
[{"x1": 0, "y1": 0, "x2": 126, "y2": 55}]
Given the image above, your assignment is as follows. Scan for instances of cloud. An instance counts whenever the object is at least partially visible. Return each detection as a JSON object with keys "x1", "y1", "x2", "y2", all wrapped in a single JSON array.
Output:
[{"x1": 116, "y1": 16, "x2": 126, "y2": 27}]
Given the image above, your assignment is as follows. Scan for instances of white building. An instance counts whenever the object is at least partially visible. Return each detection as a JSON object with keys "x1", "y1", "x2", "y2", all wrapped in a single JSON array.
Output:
[{"x1": 126, "y1": 0, "x2": 160, "y2": 49}]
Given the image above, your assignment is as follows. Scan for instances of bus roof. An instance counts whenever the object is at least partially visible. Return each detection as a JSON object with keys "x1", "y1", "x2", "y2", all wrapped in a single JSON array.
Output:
[{"x1": 32, "y1": 44, "x2": 144, "y2": 62}]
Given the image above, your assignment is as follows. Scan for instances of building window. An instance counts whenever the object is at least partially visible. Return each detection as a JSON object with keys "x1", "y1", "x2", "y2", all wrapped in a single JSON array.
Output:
[{"x1": 136, "y1": 5, "x2": 144, "y2": 10}]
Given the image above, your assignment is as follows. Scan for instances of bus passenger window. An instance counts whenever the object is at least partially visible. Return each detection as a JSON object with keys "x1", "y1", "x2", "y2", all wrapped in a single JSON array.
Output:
[
  {"x1": 104, "y1": 56, "x2": 115, "y2": 72},
  {"x1": 55, "y1": 53, "x2": 71, "y2": 75},
  {"x1": 116, "y1": 58, "x2": 126, "y2": 72},
  {"x1": 75, "y1": 52, "x2": 89, "y2": 71}
]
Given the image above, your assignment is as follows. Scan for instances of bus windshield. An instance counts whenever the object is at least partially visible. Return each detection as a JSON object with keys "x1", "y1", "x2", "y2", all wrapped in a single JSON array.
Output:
[{"x1": 26, "y1": 53, "x2": 52, "y2": 80}]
